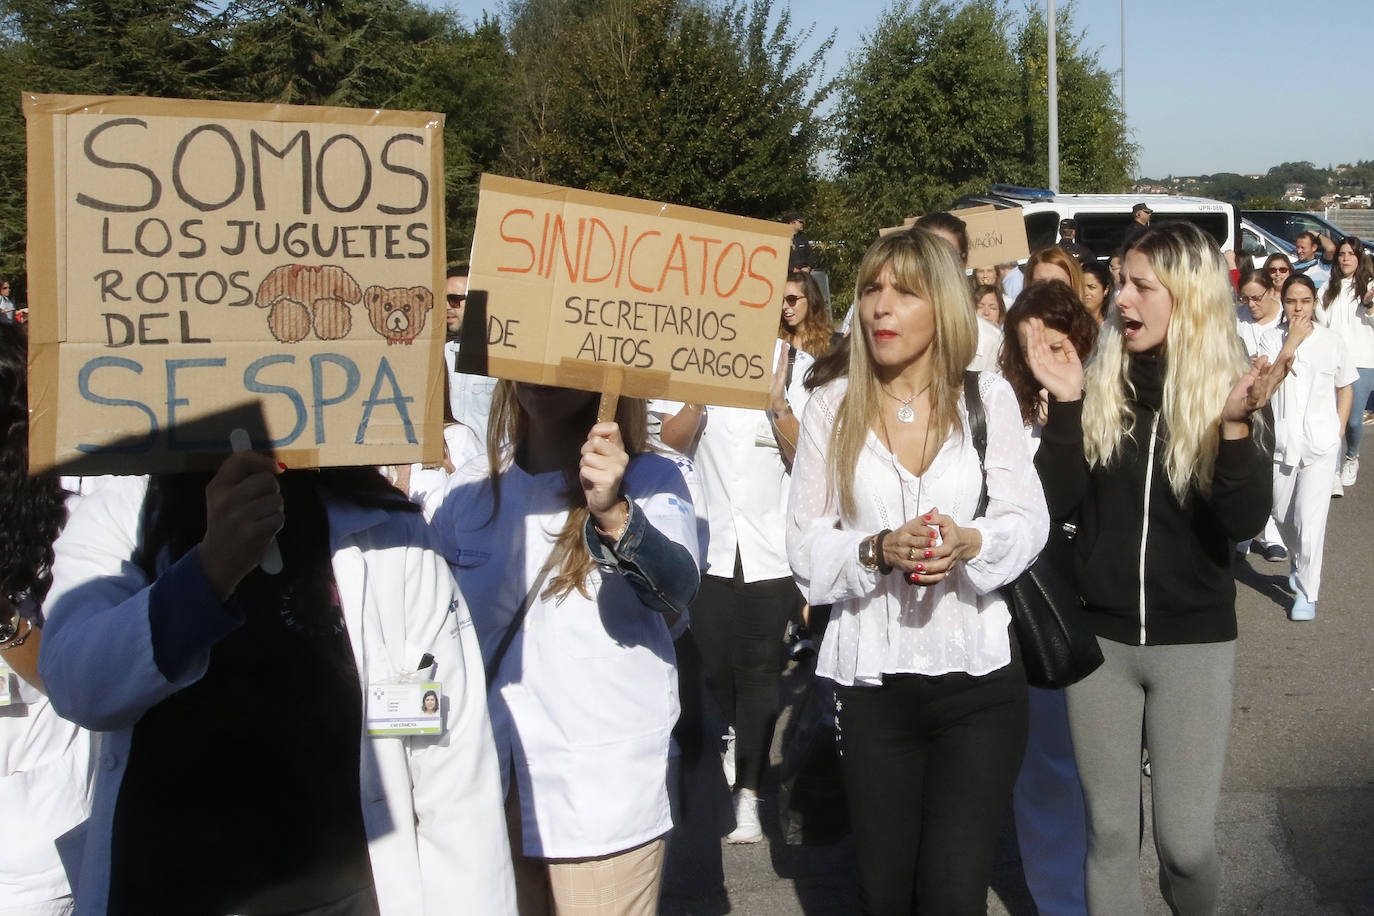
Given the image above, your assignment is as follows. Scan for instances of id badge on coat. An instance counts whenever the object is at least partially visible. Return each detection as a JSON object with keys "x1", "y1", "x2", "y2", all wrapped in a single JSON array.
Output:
[{"x1": 366, "y1": 680, "x2": 443, "y2": 736}]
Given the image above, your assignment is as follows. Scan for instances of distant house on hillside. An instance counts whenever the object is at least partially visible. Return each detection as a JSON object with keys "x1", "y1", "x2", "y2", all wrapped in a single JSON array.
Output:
[{"x1": 1283, "y1": 183, "x2": 1306, "y2": 201}]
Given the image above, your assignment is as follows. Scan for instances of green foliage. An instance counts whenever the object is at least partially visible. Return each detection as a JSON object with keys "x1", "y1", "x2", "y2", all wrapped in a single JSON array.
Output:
[
  {"x1": 503, "y1": 0, "x2": 833, "y2": 221},
  {"x1": 824, "y1": 0, "x2": 1133, "y2": 300},
  {"x1": 1013, "y1": 3, "x2": 1134, "y2": 193}
]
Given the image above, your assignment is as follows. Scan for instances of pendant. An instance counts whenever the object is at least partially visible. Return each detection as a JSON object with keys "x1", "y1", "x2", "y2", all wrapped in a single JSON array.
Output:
[{"x1": 897, "y1": 405, "x2": 915, "y2": 423}]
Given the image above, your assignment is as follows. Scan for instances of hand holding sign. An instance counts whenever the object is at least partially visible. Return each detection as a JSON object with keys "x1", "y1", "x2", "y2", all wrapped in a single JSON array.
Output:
[
  {"x1": 580, "y1": 420, "x2": 630, "y2": 538},
  {"x1": 198, "y1": 449, "x2": 284, "y2": 600}
]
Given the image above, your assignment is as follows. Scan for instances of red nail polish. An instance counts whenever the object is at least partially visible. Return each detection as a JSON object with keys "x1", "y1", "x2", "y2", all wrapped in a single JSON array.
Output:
[
  {"x1": 915, "y1": 564, "x2": 924, "y2": 572},
  {"x1": 907, "y1": 572, "x2": 920, "y2": 584},
  {"x1": 277, "y1": 461, "x2": 287, "y2": 470},
  {"x1": 924, "y1": 549, "x2": 933, "y2": 558},
  {"x1": 923, "y1": 514, "x2": 931, "y2": 521}
]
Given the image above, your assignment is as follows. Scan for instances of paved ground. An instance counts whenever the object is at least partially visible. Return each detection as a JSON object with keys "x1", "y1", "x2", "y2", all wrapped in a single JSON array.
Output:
[{"x1": 661, "y1": 461, "x2": 1374, "y2": 915}]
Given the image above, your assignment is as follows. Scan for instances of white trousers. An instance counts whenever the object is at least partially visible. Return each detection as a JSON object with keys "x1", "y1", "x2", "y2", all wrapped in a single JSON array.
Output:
[{"x1": 1271, "y1": 450, "x2": 1340, "y2": 602}]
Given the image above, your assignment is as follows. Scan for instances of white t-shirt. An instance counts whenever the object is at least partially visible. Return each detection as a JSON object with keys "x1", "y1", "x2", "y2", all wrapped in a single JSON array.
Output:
[
  {"x1": 650, "y1": 340, "x2": 813, "y2": 582},
  {"x1": 787, "y1": 373, "x2": 1048, "y2": 686},
  {"x1": 1235, "y1": 306, "x2": 1283, "y2": 358},
  {"x1": 971, "y1": 316, "x2": 1004, "y2": 374},
  {"x1": 443, "y1": 340, "x2": 498, "y2": 448}
]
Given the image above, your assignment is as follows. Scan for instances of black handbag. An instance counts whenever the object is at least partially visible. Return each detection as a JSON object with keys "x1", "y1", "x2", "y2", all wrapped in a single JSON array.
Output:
[
  {"x1": 775, "y1": 643, "x2": 849, "y2": 846},
  {"x1": 963, "y1": 373, "x2": 1104, "y2": 689}
]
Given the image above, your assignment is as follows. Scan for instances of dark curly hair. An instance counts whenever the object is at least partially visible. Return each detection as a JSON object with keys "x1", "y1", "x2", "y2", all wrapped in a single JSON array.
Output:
[
  {"x1": 999, "y1": 280, "x2": 1100, "y2": 427},
  {"x1": 0, "y1": 320, "x2": 68, "y2": 605}
]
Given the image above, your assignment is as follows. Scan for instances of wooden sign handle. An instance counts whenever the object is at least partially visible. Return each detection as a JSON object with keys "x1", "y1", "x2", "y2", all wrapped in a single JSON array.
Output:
[{"x1": 597, "y1": 367, "x2": 623, "y2": 424}]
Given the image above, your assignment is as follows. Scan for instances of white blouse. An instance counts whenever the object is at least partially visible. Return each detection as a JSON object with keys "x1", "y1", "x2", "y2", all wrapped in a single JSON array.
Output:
[
  {"x1": 787, "y1": 373, "x2": 1048, "y2": 686},
  {"x1": 1317, "y1": 278, "x2": 1374, "y2": 368}
]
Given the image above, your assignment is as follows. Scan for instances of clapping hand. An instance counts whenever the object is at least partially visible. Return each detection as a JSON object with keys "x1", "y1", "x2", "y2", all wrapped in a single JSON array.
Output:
[{"x1": 1020, "y1": 318, "x2": 1083, "y2": 403}]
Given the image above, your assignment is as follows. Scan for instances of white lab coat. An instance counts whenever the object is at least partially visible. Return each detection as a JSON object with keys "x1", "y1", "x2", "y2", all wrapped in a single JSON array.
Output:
[
  {"x1": 433, "y1": 453, "x2": 700, "y2": 859},
  {"x1": 39, "y1": 476, "x2": 516, "y2": 916}
]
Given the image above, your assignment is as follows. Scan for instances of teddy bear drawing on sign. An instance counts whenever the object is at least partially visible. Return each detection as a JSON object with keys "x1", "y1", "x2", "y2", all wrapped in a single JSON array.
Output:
[
  {"x1": 363, "y1": 286, "x2": 434, "y2": 344},
  {"x1": 255, "y1": 264, "x2": 363, "y2": 343}
]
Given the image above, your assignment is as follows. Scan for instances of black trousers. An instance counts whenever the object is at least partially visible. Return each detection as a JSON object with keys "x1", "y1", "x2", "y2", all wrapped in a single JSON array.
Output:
[
  {"x1": 689, "y1": 552, "x2": 800, "y2": 792},
  {"x1": 835, "y1": 655, "x2": 1028, "y2": 916}
]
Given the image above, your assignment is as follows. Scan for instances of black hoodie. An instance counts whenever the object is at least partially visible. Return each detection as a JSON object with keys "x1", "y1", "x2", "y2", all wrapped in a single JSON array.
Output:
[{"x1": 1035, "y1": 352, "x2": 1272, "y2": 646}]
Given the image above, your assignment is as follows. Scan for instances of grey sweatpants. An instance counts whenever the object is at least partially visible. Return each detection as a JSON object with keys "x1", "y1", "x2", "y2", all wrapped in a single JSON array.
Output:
[{"x1": 1065, "y1": 637, "x2": 1235, "y2": 916}]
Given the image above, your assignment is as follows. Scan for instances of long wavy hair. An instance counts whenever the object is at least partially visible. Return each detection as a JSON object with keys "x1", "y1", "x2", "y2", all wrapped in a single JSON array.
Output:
[
  {"x1": 780, "y1": 270, "x2": 834, "y2": 357},
  {"x1": 828, "y1": 229, "x2": 976, "y2": 518},
  {"x1": 1082, "y1": 222, "x2": 1251, "y2": 500},
  {"x1": 1320, "y1": 237, "x2": 1373, "y2": 310},
  {"x1": 485, "y1": 381, "x2": 648, "y2": 601},
  {"x1": 999, "y1": 280, "x2": 1099, "y2": 426},
  {"x1": 0, "y1": 321, "x2": 68, "y2": 606}
]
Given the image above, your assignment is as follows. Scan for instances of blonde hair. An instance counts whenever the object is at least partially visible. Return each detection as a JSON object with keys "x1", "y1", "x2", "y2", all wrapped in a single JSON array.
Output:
[
  {"x1": 828, "y1": 229, "x2": 976, "y2": 518},
  {"x1": 486, "y1": 381, "x2": 649, "y2": 601},
  {"x1": 1081, "y1": 223, "x2": 1250, "y2": 500}
]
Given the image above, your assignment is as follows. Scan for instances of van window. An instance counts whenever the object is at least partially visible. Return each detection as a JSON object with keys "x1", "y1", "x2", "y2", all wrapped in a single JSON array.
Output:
[
  {"x1": 1151, "y1": 213, "x2": 1229, "y2": 248},
  {"x1": 1075, "y1": 214, "x2": 1134, "y2": 257},
  {"x1": 1025, "y1": 211, "x2": 1060, "y2": 252},
  {"x1": 1073, "y1": 212, "x2": 1230, "y2": 258}
]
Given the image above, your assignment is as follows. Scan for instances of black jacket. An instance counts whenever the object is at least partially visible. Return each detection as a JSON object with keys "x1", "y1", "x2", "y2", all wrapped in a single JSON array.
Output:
[{"x1": 1035, "y1": 353, "x2": 1272, "y2": 646}]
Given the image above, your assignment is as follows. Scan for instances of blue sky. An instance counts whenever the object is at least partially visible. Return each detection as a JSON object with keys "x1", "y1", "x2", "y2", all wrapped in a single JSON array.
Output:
[{"x1": 441, "y1": 0, "x2": 1373, "y2": 180}]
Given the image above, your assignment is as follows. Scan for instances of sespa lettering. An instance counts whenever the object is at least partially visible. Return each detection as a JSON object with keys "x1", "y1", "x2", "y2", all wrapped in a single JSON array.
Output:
[{"x1": 74, "y1": 352, "x2": 417, "y2": 452}]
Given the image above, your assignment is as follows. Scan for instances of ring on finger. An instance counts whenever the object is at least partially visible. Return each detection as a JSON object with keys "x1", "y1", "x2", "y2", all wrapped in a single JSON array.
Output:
[{"x1": 907, "y1": 546, "x2": 917, "y2": 561}]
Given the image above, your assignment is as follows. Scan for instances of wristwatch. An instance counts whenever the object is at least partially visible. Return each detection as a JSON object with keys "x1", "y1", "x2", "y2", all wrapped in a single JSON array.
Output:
[
  {"x1": 0, "y1": 604, "x2": 19, "y2": 645},
  {"x1": 859, "y1": 529, "x2": 894, "y2": 573},
  {"x1": 858, "y1": 534, "x2": 880, "y2": 571}
]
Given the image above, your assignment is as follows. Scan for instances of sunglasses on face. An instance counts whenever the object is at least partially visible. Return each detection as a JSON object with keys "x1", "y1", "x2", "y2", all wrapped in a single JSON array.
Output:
[
  {"x1": 446, "y1": 294, "x2": 466, "y2": 306},
  {"x1": 1268, "y1": 267, "x2": 1290, "y2": 275},
  {"x1": 783, "y1": 295, "x2": 807, "y2": 306}
]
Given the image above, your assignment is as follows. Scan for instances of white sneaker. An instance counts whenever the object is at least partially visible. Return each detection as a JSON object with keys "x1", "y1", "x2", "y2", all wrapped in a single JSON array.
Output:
[
  {"x1": 721, "y1": 726, "x2": 736, "y2": 788},
  {"x1": 726, "y1": 788, "x2": 763, "y2": 844},
  {"x1": 1341, "y1": 457, "x2": 1359, "y2": 487},
  {"x1": 1332, "y1": 474, "x2": 1345, "y2": 498}
]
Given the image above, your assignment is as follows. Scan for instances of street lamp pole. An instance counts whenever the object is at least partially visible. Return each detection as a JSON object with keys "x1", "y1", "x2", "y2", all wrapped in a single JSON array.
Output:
[{"x1": 1048, "y1": 0, "x2": 1059, "y2": 193}]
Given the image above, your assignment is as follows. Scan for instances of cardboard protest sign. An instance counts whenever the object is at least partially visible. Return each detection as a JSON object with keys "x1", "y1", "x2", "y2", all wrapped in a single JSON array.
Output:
[
  {"x1": 877, "y1": 207, "x2": 1028, "y2": 269},
  {"x1": 467, "y1": 175, "x2": 793, "y2": 410},
  {"x1": 949, "y1": 204, "x2": 1029, "y2": 269},
  {"x1": 25, "y1": 93, "x2": 446, "y2": 474}
]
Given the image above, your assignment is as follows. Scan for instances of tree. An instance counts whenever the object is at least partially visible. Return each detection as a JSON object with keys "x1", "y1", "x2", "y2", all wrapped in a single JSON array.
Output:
[
  {"x1": 224, "y1": 0, "x2": 451, "y2": 108},
  {"x1": 828, "y1": 0, "x2": 1023, "y2": 302},
  {"x1": 834, "y1": 0, "x2": 1023, "y2": 226},
  {"x1": 0, "y1": 0, "x2": 233, "y2": 282},
  {"x1": 389, "y1": 15, "x2": 515, "y2": 261},
  {"x1": 825, "y1": 0, "x2": 1135, "y2": 303},
  {"x1": 1013, "y1": 3, "x2": 1134, "y2": 193},
  {"x1": 504, "y1": 0, "x2": 832, "y2": 221}
]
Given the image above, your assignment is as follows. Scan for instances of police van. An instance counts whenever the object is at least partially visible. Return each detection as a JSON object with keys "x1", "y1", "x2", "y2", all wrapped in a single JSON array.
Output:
[{"x1": 950, "y1": 186, "x2": 1238, "y2": 261}]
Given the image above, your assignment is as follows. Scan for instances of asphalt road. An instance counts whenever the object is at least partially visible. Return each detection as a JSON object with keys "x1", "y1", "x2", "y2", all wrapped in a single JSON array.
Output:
[{"x1": 661, "y1": 462, "x2": 1374, "y2": 915}]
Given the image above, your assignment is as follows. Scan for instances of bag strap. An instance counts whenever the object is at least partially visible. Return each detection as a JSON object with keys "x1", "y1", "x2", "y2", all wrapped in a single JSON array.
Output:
[
  {"x1": 485, "y1": 557, "x2": 555, "y2": 689},
  {"x1": 785, "y1": 343, "x2": 798, "y2": 390},
  {"x1": 963, "y1": 371, "x2": 990, "y2": 519}
]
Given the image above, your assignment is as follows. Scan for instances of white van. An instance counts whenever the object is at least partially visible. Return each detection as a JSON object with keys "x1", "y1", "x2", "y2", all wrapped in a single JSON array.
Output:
[{"x1": 951, "y1": 186, "x2": 1238, "y2": 261}]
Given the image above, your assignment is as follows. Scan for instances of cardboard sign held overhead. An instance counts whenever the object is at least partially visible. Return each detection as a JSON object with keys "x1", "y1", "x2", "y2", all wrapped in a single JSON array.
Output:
[
  {"x1": 949, "y1": 204, "x2": 1029, "y2": 269},
  {"x1": 25, "y1": 93, "x2": 447, "y2": 474},
  {"x1": 879, "y1": 206, "x2": 1029, "y2": 269},
  {"x1": 467, "y1": 175, "x2": 793, "y2": 410}
]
